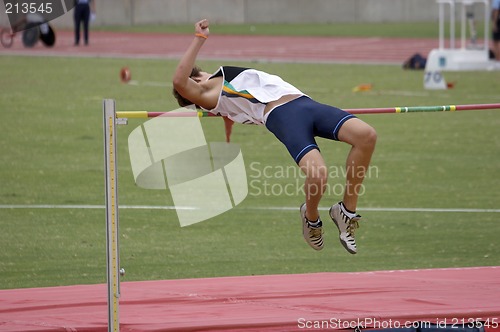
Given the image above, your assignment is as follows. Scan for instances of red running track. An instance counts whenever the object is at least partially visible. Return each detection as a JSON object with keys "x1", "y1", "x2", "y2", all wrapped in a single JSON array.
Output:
[
  {"x1": 0, "y1": 30, "x2": 438, "y2": 64},
  {"x1": 0, "y1": 267, "x2": 499, "y2": 332}
]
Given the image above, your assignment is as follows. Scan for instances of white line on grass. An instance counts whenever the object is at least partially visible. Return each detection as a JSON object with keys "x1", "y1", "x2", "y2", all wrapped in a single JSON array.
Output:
[{"x1": 0, "y1": 204, "x2": 499, "y2": 213}]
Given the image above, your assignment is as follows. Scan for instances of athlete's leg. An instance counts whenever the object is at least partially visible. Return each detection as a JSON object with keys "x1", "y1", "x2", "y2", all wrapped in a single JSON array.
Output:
[
  {"x1": 265, "y1": 97, "x2": 326, "y2": 250},
  {"x1": 337, "y1": 118, "x2": 377, "y2": 212},
  {"x1": 298, "y1": 149, "x2": 327, "y2": 221}
]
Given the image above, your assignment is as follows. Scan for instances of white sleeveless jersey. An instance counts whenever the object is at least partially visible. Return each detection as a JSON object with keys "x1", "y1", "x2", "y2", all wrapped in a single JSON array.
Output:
[{"x1": 202, "y1": 66, "x2": 305, "y2": 125}]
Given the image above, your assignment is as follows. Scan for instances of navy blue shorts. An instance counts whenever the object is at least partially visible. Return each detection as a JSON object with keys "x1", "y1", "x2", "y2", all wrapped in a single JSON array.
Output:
[{"x1": 265, "y1": 96, "x2": 356, "y2": 163}]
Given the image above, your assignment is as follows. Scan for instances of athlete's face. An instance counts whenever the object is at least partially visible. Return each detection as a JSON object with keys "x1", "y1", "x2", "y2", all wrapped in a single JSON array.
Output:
[{"x1": 191, "y1": 71, "x2": 211, "y2": 83}]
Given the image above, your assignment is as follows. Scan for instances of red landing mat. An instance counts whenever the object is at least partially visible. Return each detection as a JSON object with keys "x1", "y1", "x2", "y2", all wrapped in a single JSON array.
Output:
[{"x1": 0, "y1": 267, "x2": 499, "y2": 332}]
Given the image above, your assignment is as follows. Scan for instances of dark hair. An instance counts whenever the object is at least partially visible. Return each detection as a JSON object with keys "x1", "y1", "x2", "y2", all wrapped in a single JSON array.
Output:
[{"x1": 172, "y1": 66, "x2": 203, "y2": 108}]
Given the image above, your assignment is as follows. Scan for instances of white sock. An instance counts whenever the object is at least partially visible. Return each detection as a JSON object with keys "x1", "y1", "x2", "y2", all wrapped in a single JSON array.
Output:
[
  {"x1": 340, "y1": 202, "x2": 356, "y2": 219},
  {"x1": 307, "y1": 218, "x2": 321, "y2": 227}
]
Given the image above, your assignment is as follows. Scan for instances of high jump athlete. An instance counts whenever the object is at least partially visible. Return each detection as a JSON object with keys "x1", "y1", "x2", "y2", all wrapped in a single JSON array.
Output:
[{"x1": 172, "y1": 19, "x2": 377, "y2": 254}]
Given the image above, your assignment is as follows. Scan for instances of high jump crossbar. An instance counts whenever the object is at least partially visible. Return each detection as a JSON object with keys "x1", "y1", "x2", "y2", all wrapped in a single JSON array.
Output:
[
  {"x1": 103, "y1": 100, "x2": 499, "y2": 331},
  {"x1": 115, "y1": 103, "x2": 500, "y2": 119}
]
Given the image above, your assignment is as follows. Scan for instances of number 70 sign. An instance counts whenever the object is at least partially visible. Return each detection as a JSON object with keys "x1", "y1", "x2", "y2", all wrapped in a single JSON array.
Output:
[{"x1": 424, "y1": 70, "x2": 448, "y2": 90}]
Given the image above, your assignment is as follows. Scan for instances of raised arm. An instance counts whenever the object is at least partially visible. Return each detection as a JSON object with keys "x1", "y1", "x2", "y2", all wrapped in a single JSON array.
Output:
[{"x1": 172, "y1": 19, "x2": 210, "y2": 105}]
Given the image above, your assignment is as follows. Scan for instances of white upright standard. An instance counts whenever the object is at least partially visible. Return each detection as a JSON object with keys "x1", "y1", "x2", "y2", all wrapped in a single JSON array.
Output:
[
  {"x1": 103, "y1": 99, "x2": 121, "y2": 332},
  {"x1": 425, "y1": 0, "x2": 496, "y2": 89}
]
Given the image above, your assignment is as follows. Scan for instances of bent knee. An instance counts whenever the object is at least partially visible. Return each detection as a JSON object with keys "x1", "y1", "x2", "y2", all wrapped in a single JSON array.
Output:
[
  {"x1": 361, "y1": 126, "x2": 377, "y2": 149},
  {"x1": 302, "y1": 164, "x2": 328, "y2": 184},
  {"x1": 312, "y1": 165, "x2": 328, "y2": 183},
  {"x1": 339, "y1": 119, "x2": 377, "y2": 148}
]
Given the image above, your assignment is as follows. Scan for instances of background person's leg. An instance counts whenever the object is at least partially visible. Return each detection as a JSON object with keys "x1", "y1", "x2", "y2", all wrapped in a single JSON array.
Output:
[
  {"x1": 74, "y1": 5, "x2": 82, "y2": 45},
  {"x1": 82, "y1": 4, "x2": 90, "y2": 45}
]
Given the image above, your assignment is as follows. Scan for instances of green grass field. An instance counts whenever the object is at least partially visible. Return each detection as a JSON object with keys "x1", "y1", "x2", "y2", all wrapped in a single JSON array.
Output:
[{"x1": 1, "y1": 27, "x2": 499, "y2": 290}]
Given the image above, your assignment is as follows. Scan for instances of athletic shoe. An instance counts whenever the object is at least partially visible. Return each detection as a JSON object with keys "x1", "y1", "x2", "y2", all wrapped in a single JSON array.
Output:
[
  {"x1": 329, "y1": 202, "x2": 361, "y2": 254},
  {"x1": 300, "y1": 203, "x2": 324, "y2": 251}
]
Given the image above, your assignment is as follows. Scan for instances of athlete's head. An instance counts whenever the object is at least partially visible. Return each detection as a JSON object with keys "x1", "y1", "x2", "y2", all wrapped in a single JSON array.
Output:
[{"x1": 172, "y1": 66, "x2": 205, "y2": 108}]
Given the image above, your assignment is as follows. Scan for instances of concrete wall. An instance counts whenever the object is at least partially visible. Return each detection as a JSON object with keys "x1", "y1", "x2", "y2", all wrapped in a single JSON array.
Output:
[{"x1": 0, "y1": 0, "x2": 491, "y2": 29}]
